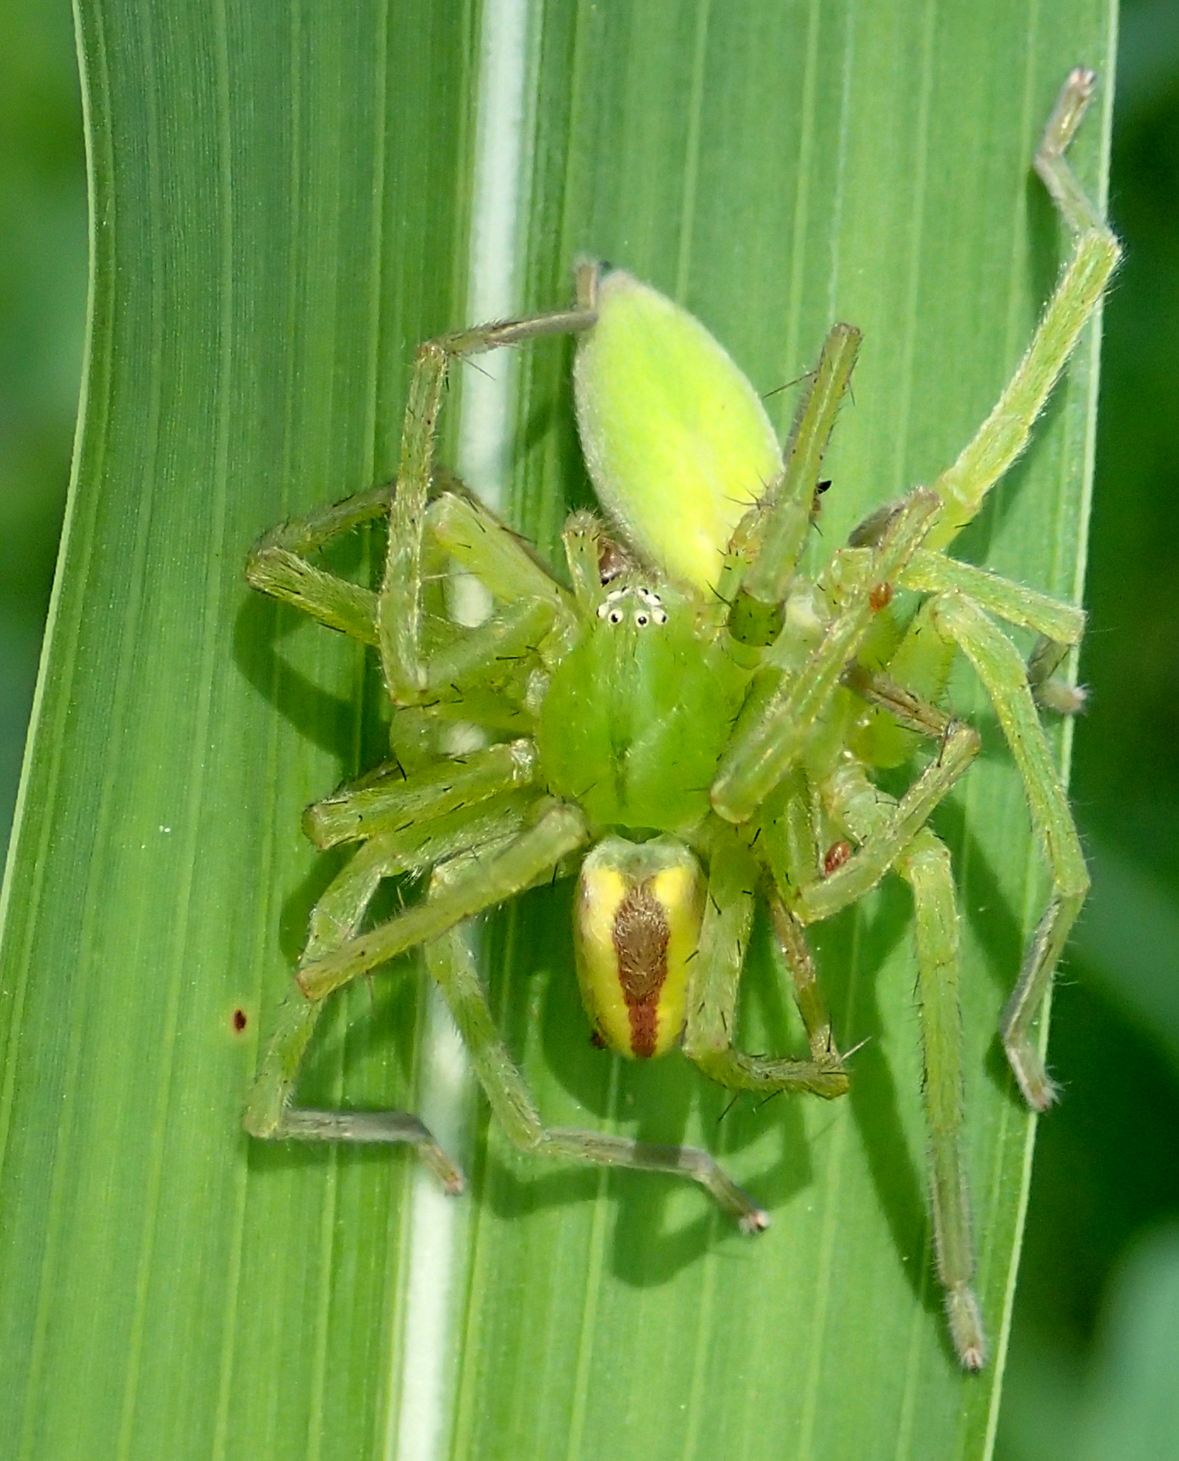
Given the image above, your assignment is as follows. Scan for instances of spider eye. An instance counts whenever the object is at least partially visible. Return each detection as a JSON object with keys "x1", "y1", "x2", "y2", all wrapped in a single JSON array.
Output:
[
  {"x1": 608, "y1": 609, "x2": 624, "y2": 625},
  {"x1": 635, "y1": 613, "x2": 650, "y2": 627},
  {"x1": 653, "y1": 608, "x2": 668, "y2": 625}
]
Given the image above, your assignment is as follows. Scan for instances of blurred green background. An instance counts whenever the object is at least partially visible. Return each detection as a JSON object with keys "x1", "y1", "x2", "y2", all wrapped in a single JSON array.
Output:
[{"x1": 2, "y1": 4, "x2": 1176, "y2": 1455}]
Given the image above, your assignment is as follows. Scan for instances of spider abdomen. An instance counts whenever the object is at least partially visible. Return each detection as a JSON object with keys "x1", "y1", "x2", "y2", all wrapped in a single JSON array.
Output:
[{"x1": 573, "y1": 836, "x2": 706, "y2": 1058}]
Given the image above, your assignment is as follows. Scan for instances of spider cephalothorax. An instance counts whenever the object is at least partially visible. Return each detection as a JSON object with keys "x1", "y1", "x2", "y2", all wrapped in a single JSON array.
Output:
[
  {"x1": 244, "y1": 70, "x2": 1119, "y2": 1370},
  {"x1": 538, "y1": 565, "x2": 749, "y2": 836}
]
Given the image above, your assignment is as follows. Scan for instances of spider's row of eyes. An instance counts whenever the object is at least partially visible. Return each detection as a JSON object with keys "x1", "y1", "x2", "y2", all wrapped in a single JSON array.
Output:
[{"x1": 596, "y1": 585, "x2": 669, "y2": 628}]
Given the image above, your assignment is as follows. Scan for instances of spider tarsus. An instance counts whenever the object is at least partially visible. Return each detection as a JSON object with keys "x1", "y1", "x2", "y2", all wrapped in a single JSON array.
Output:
[
  {"x1": 1040, "y1": 66, "x2": 1098, "y2": 168},
  {"x1": 1065, "y1": 64, "x2": 1097, "y2": 106},
  {"x1": 1025, "y1": 1072, "x2": 1062, "y2": 1113},
  {"x1": 1034, "y1": 678, "x2": 1088, "y2": 717},
  {"x1": 439, "y1": 1168, "x2": 466, "y2": 1197},
  {"x1": 946, "y1": 1284, "x2": 987, "y2": 1372},
  {"x1": 1008, "y1": 1044, "x2": 1062, "y2": 1111},
  {"x1": 738, "y1": 1205, "x2": 772, "y2": 1236}
]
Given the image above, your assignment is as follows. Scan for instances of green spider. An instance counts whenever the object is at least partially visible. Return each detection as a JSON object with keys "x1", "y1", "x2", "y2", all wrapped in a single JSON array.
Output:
[{"x1": 244, "y1": 70, "x2": 1119, "y2": 1371}]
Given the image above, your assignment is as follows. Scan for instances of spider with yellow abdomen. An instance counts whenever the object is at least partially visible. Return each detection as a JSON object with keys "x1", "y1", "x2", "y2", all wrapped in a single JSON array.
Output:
[{"x1": 244, "y1": 69, "x2": 1118, "y2": 1371}]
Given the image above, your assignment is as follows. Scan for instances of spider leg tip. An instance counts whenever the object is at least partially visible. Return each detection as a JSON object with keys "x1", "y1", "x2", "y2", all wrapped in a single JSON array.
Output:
[
  {"x1": 959, "y1": 1343, "x2": 987, "y2": 1374},
  {"x1": 1018, "y1": 1069, "x2": 1062, "y2": 1113},
  {"x1": 1029, "y1": 1080, "x2": 1062, "y2": 1113},
  {"x1": 946, "y1": 1286, "x2": 988, "y2": 1372},
  {"x1": 739, "y1": 1206, "x2": 771, "y2": 1235}
]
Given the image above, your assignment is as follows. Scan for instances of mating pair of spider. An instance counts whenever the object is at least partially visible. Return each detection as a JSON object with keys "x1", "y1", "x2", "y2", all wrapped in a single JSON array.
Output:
[{"x1": 244, "y1": 71, "x2": 1119, "y2": 1370}]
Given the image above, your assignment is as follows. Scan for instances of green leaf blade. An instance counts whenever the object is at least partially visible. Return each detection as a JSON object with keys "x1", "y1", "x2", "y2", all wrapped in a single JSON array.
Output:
[{"x1": 0, "y1": 2, "x2": 1116, "y2": 1457}]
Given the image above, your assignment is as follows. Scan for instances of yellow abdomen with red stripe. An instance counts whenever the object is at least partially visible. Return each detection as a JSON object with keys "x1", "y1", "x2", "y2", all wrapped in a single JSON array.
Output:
[{"x1": 573, "y1": 836, "x2": 706, "y2": 1059}]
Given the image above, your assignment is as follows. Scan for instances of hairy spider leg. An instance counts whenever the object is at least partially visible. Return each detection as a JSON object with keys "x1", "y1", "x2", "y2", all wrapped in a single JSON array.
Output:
[
  {"x1": 297, "y1": 801, "x2": 587, "y2": 1000},
  {"x1": 900, "y1": 831, "x2": 986, "y2": 1372},
  {"x1": 426, "y1": 487, "x2": 572, "y2": 616},
  {"x1": 926, "y1": 594, "x2": 1088, "y2": 1110},
  {"x1": 244, "y1": 479, "x2": 570, "y2": 705},
  {"x1": 680, "y1": 828, "x2": 848, "y2": 1098},
  {"x1": 899, "y1": 551, "x2": 1084, "y2": 646},
  {"x1": 246, "y1": 483, "x2": 389, "y2": 642},
  {"x1": 821, "y1": 751, "x2": 988, "y2": 1373},
  {"x1": 711, "y1": 489, "x2": 941, "y2": 823},
  {"x1": 719, "y1": 322, "x2": 862, "y2": 645},
  {"x1": 787, "y1": 669, "x2": 981, "y2": 922},
  {"x1": 378, "y1": 298, "x2": 595, "y2": 769},
  {"x1": 244, "y1": 831, "x2": 463, "y2": 1190},
  {"x1": 304, "y1": 739, "x2": 539, "y2": 849},
  {"x1": 794, "y1": 719, "x2": 980, "y2": 926},
  {"x1": 246, "y1": 742, "x2": 545, "y2": 1169},
  {"x1": 1026, "y1": 634, "x2": 1087, "y2": 716},
  {"x1": 245, "y1": 471, "x2": 581, "y2": 795},
  {"x1": 901, "y1": 830, "x2": 984, "y2": 1370},
  {"x1": 750, "y1": 664, "x2": 990, "y2": 1367},
  {"x1": 767, "y1": 892, "x2": 842, "y2": 1066},
  {"x1": 923, "y1": 67, "x2": 1121, "y2": 552},
  {"x1": 422, "y1": 859, "x2": 769, "y2": 1233},
  {"x1": 900, "y1": 547, "x2": 1088, "y2": 714},
  {"x1": 858, "y1": 541, "x2": 1085, "y2": 767},
  {"x1": 398, "y1": 487, "x2": 580, "y2": 759},
  {"x1": 381, "y1": 281, "x2": 597, "y2": 702},
  {"x1": 560, "y1": 511, "x2": 613, "y2": 602},
  {"x1": 800, "y1": 724, "x2": 986, "y2": 1366}
]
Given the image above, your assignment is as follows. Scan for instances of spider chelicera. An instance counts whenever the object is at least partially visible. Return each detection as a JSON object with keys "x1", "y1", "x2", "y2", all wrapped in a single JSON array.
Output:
[{"x1": 244, "y1": 69, "x2": 1119, "y2": 1370}]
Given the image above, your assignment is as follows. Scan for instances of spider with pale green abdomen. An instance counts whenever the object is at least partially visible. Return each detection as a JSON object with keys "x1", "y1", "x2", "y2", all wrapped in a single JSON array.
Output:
[{"x1": 244, "y1": 69, "x2": 1119, "y2": 1371}]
